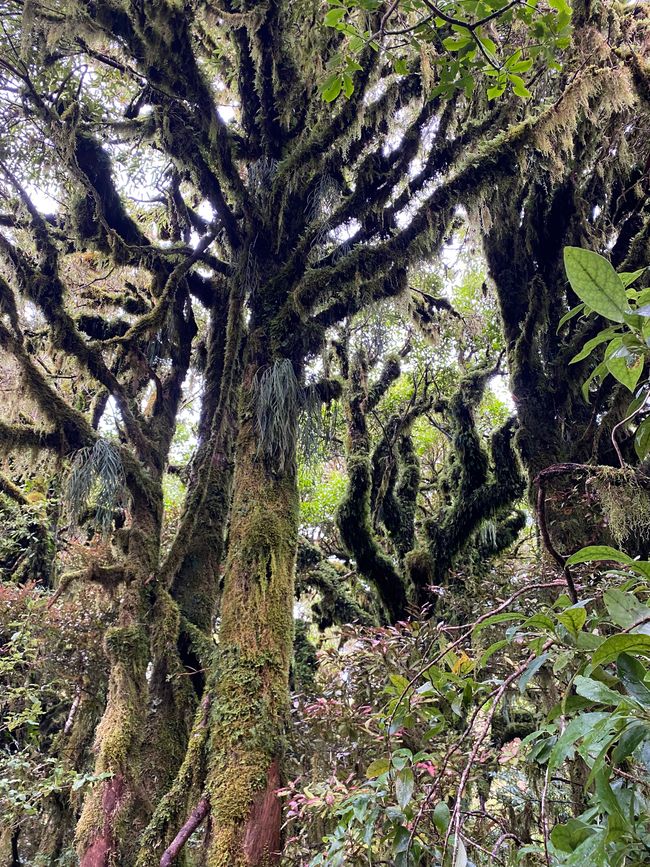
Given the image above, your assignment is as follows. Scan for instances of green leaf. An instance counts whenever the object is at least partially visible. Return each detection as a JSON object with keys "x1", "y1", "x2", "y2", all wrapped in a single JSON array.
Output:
[
  {"x1": 509, "y1": 74, "x2": 531, "y2": 98},
  {"x1": 395, "y1": 767, "x2": 414, "y2": 809},
  {"x1": 322, "y1": 74, "x2": 342, "y2": 102},
  {"x1": 519, "y1": 652, "x2": 549, "y2": 693},
  {"x1": 617, "y1": 653, "x2": 650, "y2": 705},
  {"x1": 592, "y1": 634, "x2": 650, "y2": 667},
  {"x1": 324, "y1": 7, "x2": 346, "y2": 26},
  {"x1": 432, "y1": 801, "x2": 450, "y2": 834},
  {"x1": 611, "y1": 722, "x2": 649, "y2": 763},
  {"x1": 548, "y1": 712, "x2": 609, "y2": 769},
  {"x1": 573, "y1": 676, "x2": 622, "y2": 706},
  {"x1": 582, "y1": 359, "x2": 608, "y2": 402},
  {"x1": 564, "y1": 247, "x2": 629, "y2": 323},
  {"x1": 603, "y1": 589, "x2": 650, "y2": 631},
  {"x1": 473, "y1": 612, "x2": 524, "y2": 635},
  {"x1": 443, "y1": 35, "x2": 472, "y2": 51},
  {"x1": 366, "y1": 757, "x2": 390, "y2": 778},
  {"x1": 619, "y1": 267, "x2": 646, "y2": 288},
  {"x1": 557, "y1": 303, "x2": 585, "y2": 332},
  {"x1": 557, "y1": 606, "x2": 587, "y2": 637},
  {"x1": 566, "y1": 545, "x2": 633, "y2": 566},
  {"x1": 487, "y1": 84, "x2": 506, "y2": 100},
  {"x1": 569, "y1": 328, "x2": 617, "y2": 364},
  {"x1": 606, "y1": 350, "x2": 643, "y2": 392},
  {"x1": 478, "y1": 638, "x2": 509, "y2": 668},
  {"x1": 550, "y1": 819, "x2": 595, "y2": 853},
  {"x1": 635, "y1": 417, "x2": 650, "y2": 460}
]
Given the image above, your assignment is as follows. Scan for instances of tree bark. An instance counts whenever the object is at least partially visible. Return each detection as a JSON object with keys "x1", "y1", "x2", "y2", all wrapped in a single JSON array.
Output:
[
  {"x1": 203, "y1": 360, "x2": 298, "y2": 867},
  {"x1": 75, "y1": 498, "x2": 162, "y2": 866}
]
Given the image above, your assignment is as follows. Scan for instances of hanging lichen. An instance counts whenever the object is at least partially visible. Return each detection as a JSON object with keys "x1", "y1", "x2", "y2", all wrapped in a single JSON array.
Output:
[{"x1": 589, "y1": 467, "x2": 650, "y2": 548}]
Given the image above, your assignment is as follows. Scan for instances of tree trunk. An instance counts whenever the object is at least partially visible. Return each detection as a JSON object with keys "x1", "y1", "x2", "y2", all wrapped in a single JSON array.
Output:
[
  {"x1": 204, "y1": 361, "x2": 298, "y2": 866},
  {"x1": 75, "y1": 497, "x2": 162, "y2": 866}
]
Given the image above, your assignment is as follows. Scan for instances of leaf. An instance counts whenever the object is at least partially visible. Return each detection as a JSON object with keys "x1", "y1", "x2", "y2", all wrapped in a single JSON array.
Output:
[
  {"x1": 395, "y1": 767, "x2": 414, "y2": 810},
  {"x1": 619, "y1": 267, "x2": 646, "y2": 287},
  {"x1": 564, "y1": 247, "x2": 629, "y2": 323},
  {"x1": 557, "y1": 606, "x2": 587, "y2": 637},
  {"x1": 594, "y1": 768, "x2": 626, "y2": 828},
  {"x1": 566, "y1": 545, "x2": 633, "y2": 566},
  {"x1": 487, "y1": 84, "x2": 506, "y2": 100},
  {"x1": 509, "y1": 74, "x2": 531, "y2": 98},
  {"x1": 582, "y1": 359, "x2": 608, "y2": 402},
  {"x1": 432, "y1": 801, "x2": 450, "y2": 834},
  {"x1": 569, "y1": 328, "x2": 617, "y2": 364},
  {"x1": 635, "y1": 417, "x2": 650, "y2": 460},
  {"x1": 324, "y1": 7, "x2": 346, "y2": 26},
  {"x1": 557, "y1": 303, "x2": 585, "y2": 332},
  {"x1": 366, "y1": 757, "x2": 390, "y2": 778},
  {"x1": 606, "y1": 350, "x2": 644, "y2": 392},
  {"x1": 603, "y1": 589, "x2": 650, "y2": 631},
  {"x1": 592, "y1": 634, "x2": 650, "y2": 667},
  {"x1": 322, "y1": 74, "x2": 342, "y2": 102},
  {"x1": 611, "y1": 722, "x2": 649, "y2": 763},
  {"x1": 473, "y1": 612, "x2": 524, "y2": 635},
  {"x1": 519, "y1": 652, "x2": 549, "y2": 693},
  {"x1": 548, "y1": 712, "x2": 609, "y2": 769},
  {"x1": 453, "y1": 837, "x2": 468, "y2": 867},
  {"x1": 443, "y1": 35, "x2": 472, "y2": 51},
  {"x1": 617, "y1": 653, "x2": 650, "y2": 705},
  {"x1": 550, "y1": 819, "x2": 595, "y2": 853},
  {"x1": 478, "y1": 638, "x2": 509, "y2": 669},
  {"x1": 573, "y1": 676, "x2": 622, "y2": 706}
]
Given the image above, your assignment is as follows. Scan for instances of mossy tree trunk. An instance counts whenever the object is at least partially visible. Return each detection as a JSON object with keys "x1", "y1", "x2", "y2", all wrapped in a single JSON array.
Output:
[
  {"x1": 204, "y1": 358, "x2": 299, "y2": 866},
  {"x1": 75, "y1": 497, "x2": 162, "y2": 867}
]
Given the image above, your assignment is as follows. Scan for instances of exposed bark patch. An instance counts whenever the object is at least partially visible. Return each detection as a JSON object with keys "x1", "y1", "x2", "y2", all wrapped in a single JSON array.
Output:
[
  {"x1": 242, "y1": 759, "x2": 282, "y2": 865},
  {"x1": 80, "y1": 775, "x2": 125, "y2": 867}
]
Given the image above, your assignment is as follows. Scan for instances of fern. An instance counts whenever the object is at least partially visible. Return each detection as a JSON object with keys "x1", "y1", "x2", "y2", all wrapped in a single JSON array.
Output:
[{"x1": 65, "y1": 439, "x2": 126, "y2": 537}]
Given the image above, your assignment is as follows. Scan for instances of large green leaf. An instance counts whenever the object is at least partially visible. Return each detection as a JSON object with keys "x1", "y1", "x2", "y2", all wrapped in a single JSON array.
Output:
[
  {"x1": 550, "y1": 819, "x2": 595, "y2": 853},
  {"x1": 395, "y1": 767, "x2": 414, "y2": 809},
  {"x1": 569, "y1": 328, "x2": 617, "y2": 364},
  {"x1": 574, "y1": 676, "x2": 623, "y2": 706},
  {"x1": 548, "y1": 712, "x2": 609, "y2": 769},
  {"x1": 606, "y1": 349, "x2": 644, "y2": 392},
  {"x1": 603, "y1": 589, "x2": 650, "y2": 632},
  {"x1": 566, "y1": 545, "x2": 633, "y2": 566},
  {"x1": 564, "y1": 247, "x2": 629, "y2": 322},
  {"x1": 592, "y1": 634, "x2": 650, "y2": 667},
  {"x1": 617, "y1": 654, "x2": 650, "y2": 706}
]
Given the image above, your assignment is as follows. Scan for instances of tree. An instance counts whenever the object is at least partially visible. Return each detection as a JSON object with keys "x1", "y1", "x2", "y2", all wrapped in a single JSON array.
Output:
[{"x1": 0, "y1": 1, "x2": 647, "y2": 864}]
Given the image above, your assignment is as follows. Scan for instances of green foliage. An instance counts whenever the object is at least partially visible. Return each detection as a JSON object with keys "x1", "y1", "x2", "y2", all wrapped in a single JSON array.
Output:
[
  {"x1": 322, "y1": 0, "x2": 572, "y2": 102},
  {"x1": 0, "y1": 582, "x2": 109, "y2": 845},
  {"x1": 562, "y1": 247, "x2": 650, "y2": 459},
  {"x1": 299, "y1": 464, "x2": 348, "y2": 531},
  {"x1": 283, "y1": 540, "x2": 650, "y2": 867}
]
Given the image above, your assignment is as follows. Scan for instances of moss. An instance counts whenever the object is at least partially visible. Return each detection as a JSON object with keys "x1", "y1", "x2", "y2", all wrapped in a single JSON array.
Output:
[
  {"x1": 589, "y1": 467, "x2": 650, "y2": 550},
  {"x1": 337, "y1": 350, "x2": 411, "y2": 621},
  {"x1": 200, "y1": 390, "x2": 299, "y2": 864}
]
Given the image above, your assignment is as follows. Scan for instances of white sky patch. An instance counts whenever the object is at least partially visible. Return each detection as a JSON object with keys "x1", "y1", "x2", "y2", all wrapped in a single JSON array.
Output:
[{"x1": 490, "y1": 374, "x2": 515, "y2": 411}]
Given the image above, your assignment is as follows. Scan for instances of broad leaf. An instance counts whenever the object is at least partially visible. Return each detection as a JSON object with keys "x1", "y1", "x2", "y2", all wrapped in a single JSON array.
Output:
[
  {"x1": 573, "y1": 676, "x2": 622, "y2": 706},
  {"x1": 592, "y1": 634, "x2": 650, "y2": 667},
  {"x1": 564, "y1": 247, "x2": 629, "y2": 323},
  {"x1": 395, "y1": 767, "x2": 414, "y2": 809}
]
